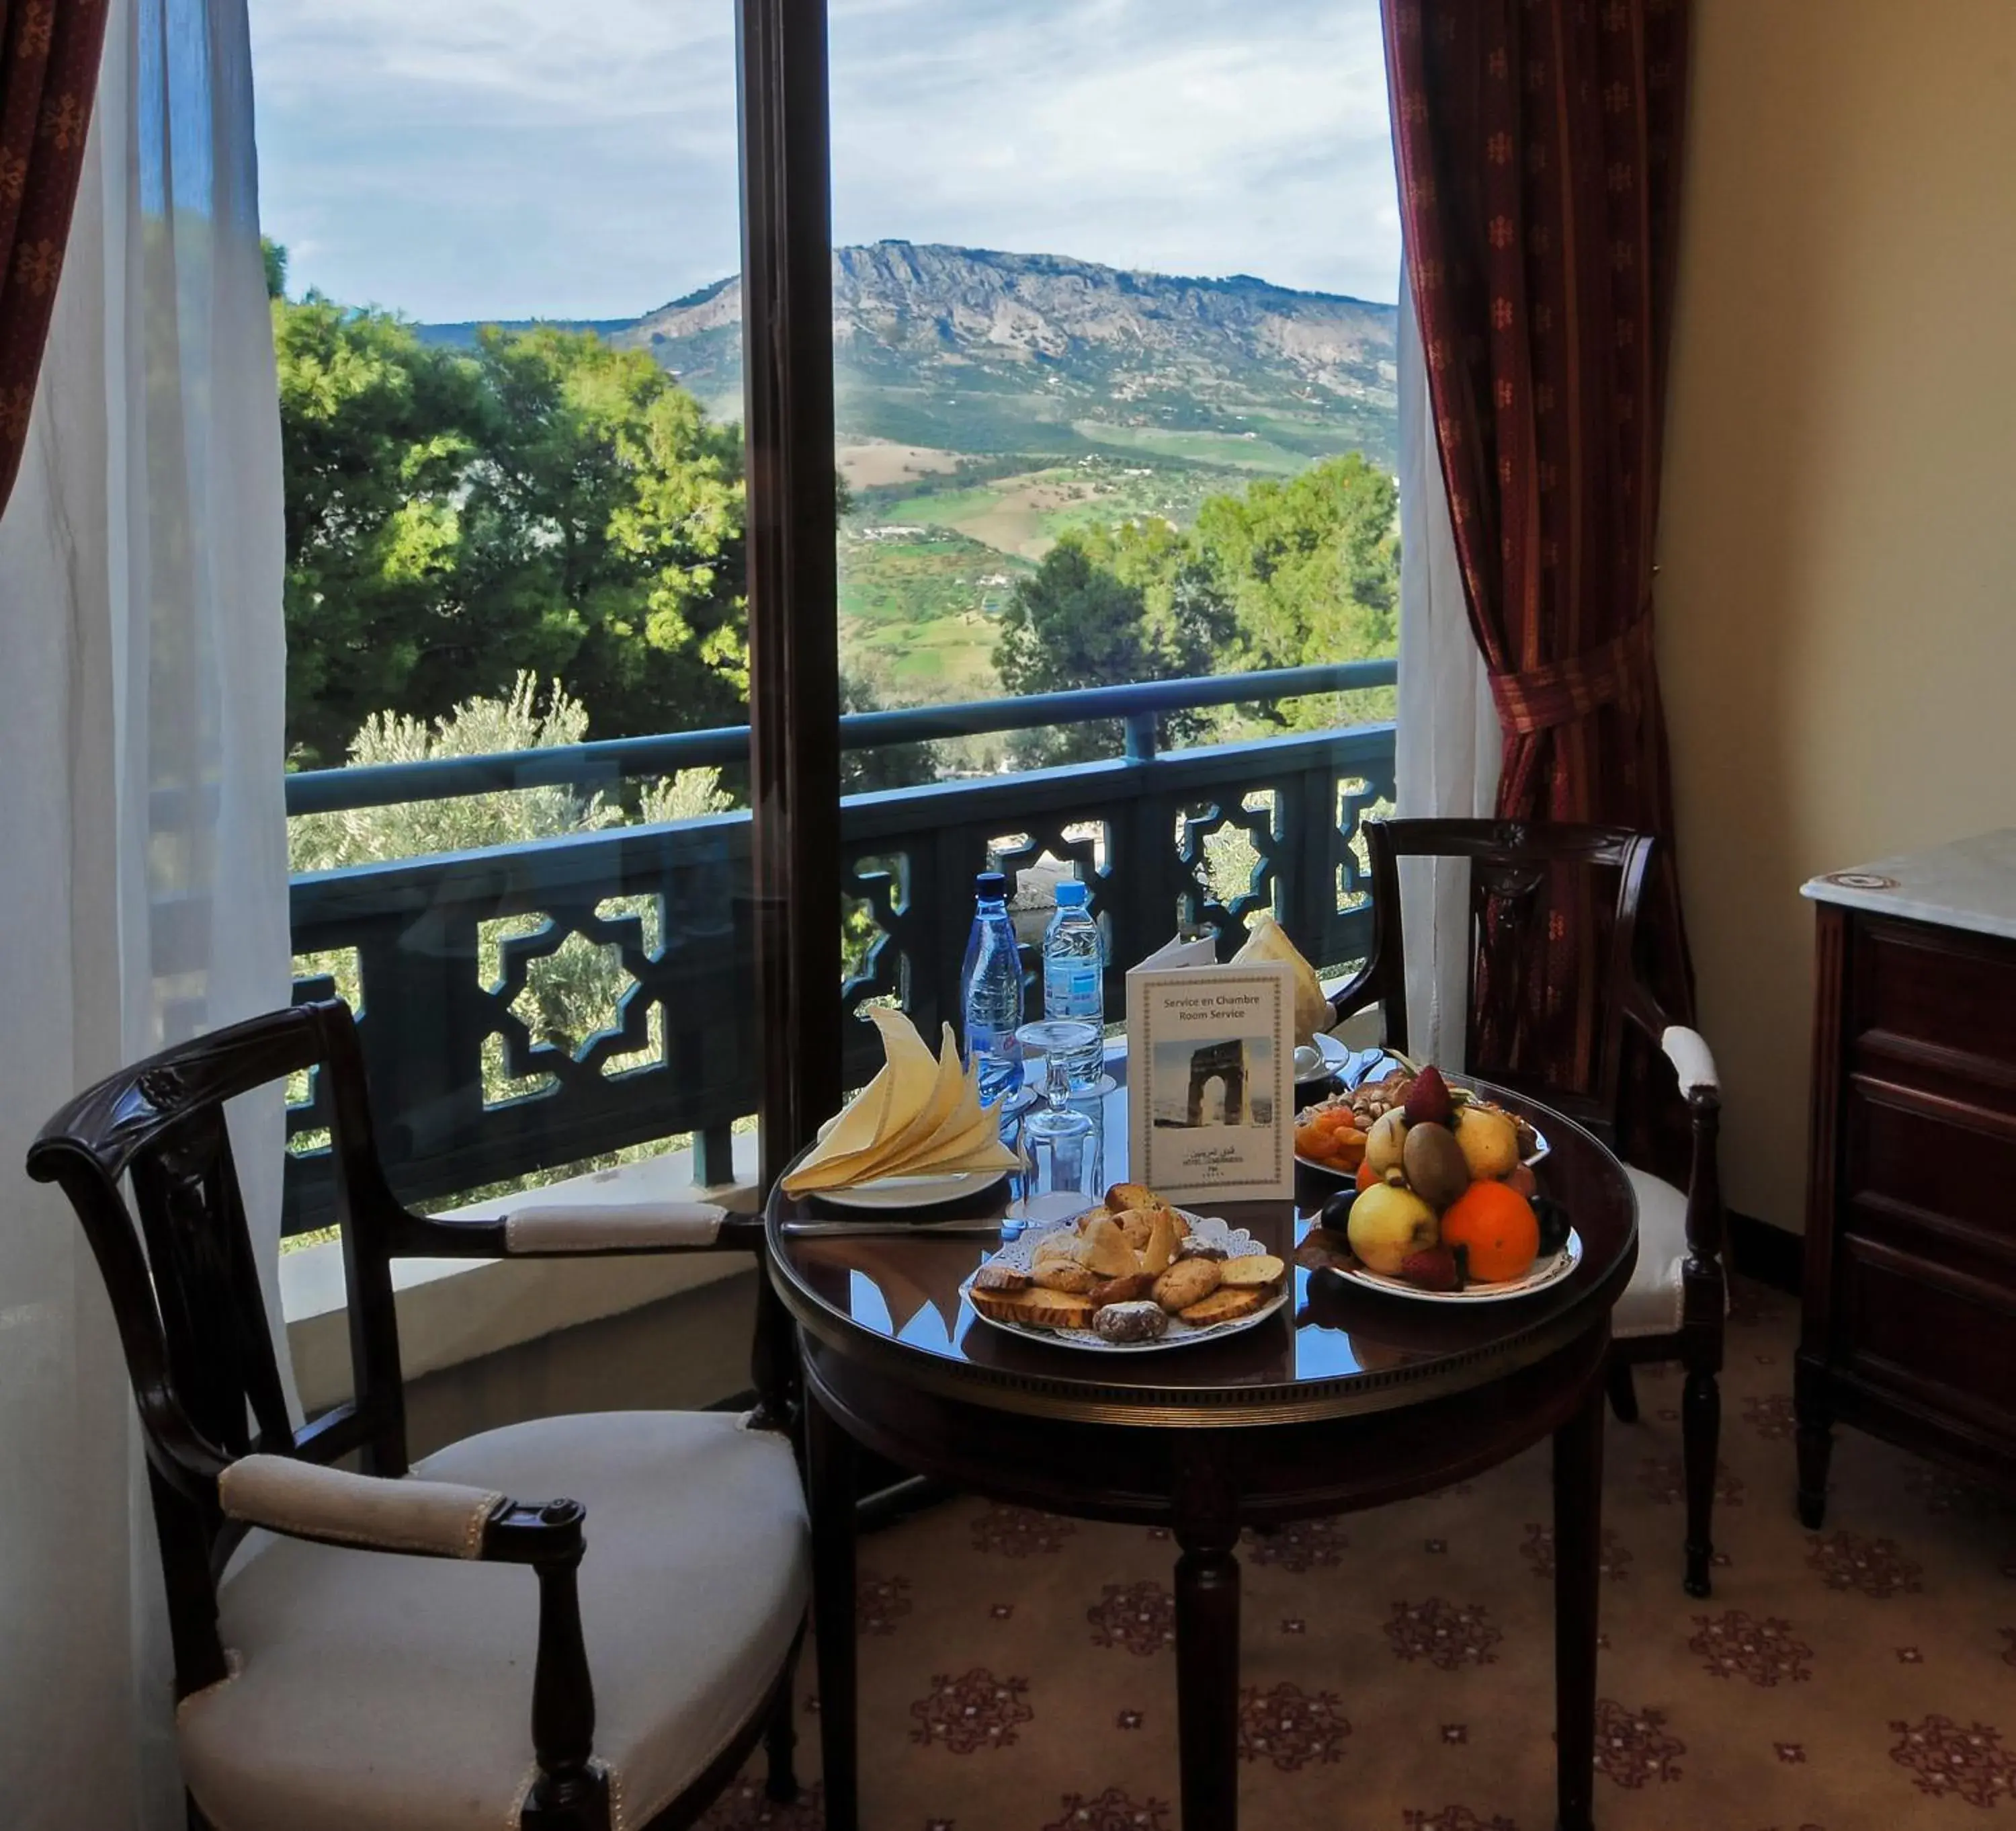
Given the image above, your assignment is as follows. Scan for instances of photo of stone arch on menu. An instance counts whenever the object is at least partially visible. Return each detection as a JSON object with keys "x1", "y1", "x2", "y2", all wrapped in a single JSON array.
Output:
[{"x1": 1126, "y1": 957, "x2": 1295, "y2": 1201}]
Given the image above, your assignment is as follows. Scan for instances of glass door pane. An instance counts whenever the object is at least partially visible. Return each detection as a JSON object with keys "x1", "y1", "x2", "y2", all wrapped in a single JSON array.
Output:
[{"x1": 253, "y1": 3, "x2": 767, "y2": 1235}]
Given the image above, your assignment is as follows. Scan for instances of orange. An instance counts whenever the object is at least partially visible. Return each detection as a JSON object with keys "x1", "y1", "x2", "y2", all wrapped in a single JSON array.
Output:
[
  {"x1": 1440, "y1": 1179, "x2": 1540, "y2": 1283},
  {"x1": 1355, "y1": 1158, "x2": 1381, "y2": 1192}
]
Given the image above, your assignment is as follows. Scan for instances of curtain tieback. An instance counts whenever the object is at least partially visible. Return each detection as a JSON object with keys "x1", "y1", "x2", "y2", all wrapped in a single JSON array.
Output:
[{"x1": 1488, "y1": 613, "x2": 1654, "y2": 737}]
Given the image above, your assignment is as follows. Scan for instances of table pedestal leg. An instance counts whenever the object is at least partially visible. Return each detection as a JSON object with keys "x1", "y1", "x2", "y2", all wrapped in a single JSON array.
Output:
[
  {"x1": 1553, "y1": 1371, "x2": 1605, "y2": 1831},
  {"x1": 1173, "y1": 1523, "x2": 1241, "y2": 1831},
  {"x1": 806, "y1": 1387, "x2": 857, "y2": 1831}
]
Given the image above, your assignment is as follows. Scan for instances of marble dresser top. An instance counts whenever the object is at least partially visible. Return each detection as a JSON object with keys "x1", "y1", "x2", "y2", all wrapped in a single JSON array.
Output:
[{"x1": 1801, "y1": 828, "x2": 2016, "y2": 942}]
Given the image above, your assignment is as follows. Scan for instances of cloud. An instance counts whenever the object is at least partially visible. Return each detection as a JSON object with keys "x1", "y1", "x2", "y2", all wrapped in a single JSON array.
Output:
[{"x1": 251, "y1": 0, "x2": 1397, "y2": 323}]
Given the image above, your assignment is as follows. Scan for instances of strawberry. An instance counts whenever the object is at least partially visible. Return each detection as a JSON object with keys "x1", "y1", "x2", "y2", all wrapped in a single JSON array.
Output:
[
  {"x1": 1403, "y1": 1062, "x2": 1456, "y2": 1127},
  {"x1": 1398, "y1": 1244, "x2": 1462, "y2": 1292}
]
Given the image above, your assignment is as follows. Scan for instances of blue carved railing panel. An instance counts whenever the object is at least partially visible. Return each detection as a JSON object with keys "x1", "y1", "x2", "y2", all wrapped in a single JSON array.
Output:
[{"x1": 286, "y1": 674, "x2": 1396, "y2": 1233}]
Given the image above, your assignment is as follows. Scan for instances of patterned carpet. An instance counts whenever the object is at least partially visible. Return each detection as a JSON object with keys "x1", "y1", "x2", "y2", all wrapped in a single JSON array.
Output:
[{"x1": 700, "y1": 1278, "x2": 2016, "y2": 1830}]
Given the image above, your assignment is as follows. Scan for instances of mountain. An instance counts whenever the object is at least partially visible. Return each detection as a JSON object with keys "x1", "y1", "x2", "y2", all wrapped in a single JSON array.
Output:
[{"x1": 424, "y1": 242, "x2": 1398, "y2": 471}]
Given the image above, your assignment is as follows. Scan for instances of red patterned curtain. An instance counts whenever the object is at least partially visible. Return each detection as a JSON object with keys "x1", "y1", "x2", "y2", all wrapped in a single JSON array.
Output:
[
  {"x1": 1383, "y1": 0, "x2": 1695, "y2": 1093},
  {"x1": 0, "y1": 0, "x2": 111, "y2": 514}
]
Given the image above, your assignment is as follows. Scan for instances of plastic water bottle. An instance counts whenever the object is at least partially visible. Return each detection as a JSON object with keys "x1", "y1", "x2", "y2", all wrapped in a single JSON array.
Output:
[
  {"x1": 1042, "y1": 879, "x2": 1105, "y2": 1086},
  {"x1": 960, "y1": 870, "x2": 1024, "y2": 1110}
]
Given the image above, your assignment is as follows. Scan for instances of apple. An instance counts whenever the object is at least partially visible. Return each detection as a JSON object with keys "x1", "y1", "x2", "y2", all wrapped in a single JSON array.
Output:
[{"x1": 1346, "y1": 1180, "x2": 1439, "y2": 1276}]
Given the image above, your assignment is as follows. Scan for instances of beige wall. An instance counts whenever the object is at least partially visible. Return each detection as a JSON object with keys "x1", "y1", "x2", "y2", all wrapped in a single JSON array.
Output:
[{"x1": 1656, "y1": 1, "x2": 2016, "y2": 1229}]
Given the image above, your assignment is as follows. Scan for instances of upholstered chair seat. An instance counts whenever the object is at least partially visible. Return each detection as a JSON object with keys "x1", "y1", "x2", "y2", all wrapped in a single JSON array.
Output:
[
  {"x1": 1613, "y1": 1166, "x2": 1692, "y2": 1338},
  {"x1": 179, "y1": 1412, "x2": 808, "y2": 1831}
]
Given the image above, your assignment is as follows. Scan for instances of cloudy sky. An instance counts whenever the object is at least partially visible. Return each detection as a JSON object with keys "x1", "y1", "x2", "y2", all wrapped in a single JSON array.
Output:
[{"x1": 249, "y1": 0, "x2": 1400, "y2": 324}]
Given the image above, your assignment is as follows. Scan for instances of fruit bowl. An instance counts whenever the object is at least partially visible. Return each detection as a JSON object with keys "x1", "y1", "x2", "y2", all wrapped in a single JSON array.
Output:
[
  {"x1": 1299, "y1": 1061, "x2": 1567, "y2": 1297},
  {"x1": 1294, "y1": 1063, "x2": 1548, "y2": 1188}
]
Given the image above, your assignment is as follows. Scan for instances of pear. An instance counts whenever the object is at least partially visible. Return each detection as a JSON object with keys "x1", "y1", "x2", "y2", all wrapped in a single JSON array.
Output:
[
  {"x1": 1366, "y1": 1107, "x2": 1411, "y2": 1178},
  {"x1": 1455, "y1": 1106, "x2": 1521, "y2": 1180},
  {"x1": 1346, "y1": 1180, "x2": 1439, "y2": 1276}
]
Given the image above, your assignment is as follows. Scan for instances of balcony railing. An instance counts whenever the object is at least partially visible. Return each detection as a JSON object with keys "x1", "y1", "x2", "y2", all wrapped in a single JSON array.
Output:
[{"x1": 284, "y1": 661, "x2": 1398, "y2": 1233}]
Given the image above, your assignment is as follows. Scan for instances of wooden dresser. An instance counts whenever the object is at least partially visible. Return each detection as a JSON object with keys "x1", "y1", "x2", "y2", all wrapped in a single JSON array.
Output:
[{"x1": 1797, "y1": 831, "x2": 2016, "y2": 1526}]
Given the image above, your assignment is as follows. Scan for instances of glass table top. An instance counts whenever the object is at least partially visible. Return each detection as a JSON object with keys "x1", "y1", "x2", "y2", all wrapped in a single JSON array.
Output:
[{"x1": 767, "y1": 1067, "x2": 1640, "y2": 1412}]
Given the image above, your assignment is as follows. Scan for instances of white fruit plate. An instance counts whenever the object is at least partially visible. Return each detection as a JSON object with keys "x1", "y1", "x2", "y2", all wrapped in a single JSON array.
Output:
[
  {"x1": 1330, "y1": 1227, "x2": 1583, "y2": 1304},
  {"x1": 958, "y1": 1211, "x2": 1290, "y2": 1354}
]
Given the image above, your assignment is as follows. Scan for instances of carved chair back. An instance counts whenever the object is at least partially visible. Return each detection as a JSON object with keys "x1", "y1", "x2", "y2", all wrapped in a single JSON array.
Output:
[
  {"x1": 1336, "y1": 820, "x2": 1665, "y2": 1147},
  {"x1": 26, "y1": 1000, "x2": 417, "y2": 1693}
]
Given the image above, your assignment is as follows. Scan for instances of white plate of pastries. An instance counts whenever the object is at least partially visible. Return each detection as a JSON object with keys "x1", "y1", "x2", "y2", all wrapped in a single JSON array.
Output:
[{"x1": 960, "y1": 1182, "x2": 1290, "y2": 1353}]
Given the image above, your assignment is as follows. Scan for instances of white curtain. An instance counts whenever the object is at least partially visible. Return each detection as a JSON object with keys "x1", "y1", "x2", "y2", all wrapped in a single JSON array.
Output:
[
  {"x1": 1393, "y1": 263, "x2": 1500, "y2": 1072},
  {"x1": 0, "y1": 0, "x2": 290, "y2": 1820}
]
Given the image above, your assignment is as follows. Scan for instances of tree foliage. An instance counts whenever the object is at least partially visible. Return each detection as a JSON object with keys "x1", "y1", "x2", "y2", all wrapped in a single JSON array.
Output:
[
  {"x1": 276, "y1": 273, "x2": 747, "y2": 766},
  {"x1": 993, "y1": 452, "x2": 1398, "y2": 760}
]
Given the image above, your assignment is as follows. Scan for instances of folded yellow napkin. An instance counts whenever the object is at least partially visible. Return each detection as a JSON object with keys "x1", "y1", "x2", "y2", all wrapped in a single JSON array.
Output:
[
  {"x1": 1232, "y1": 912, "x2": 1333, "y2": 1047},
  {"x1": 782, "y1": 1008, "x2": 1020, "y2": 1195}
]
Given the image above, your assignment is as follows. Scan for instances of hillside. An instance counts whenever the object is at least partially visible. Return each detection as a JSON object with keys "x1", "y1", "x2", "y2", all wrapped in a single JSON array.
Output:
[
  {"x1": 424, "y1": 241, "x2": 1398, "y2": 470},
  {"x1": 419, "y1": 245, "x2": 1398, "y2": 711}
]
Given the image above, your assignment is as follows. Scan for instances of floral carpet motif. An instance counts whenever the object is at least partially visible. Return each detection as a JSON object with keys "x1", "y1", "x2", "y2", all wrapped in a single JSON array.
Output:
[
  {"x1": 1383, "y1": 1598, "x2": 1504, "y2": 1669},
  {"x1": 1687, "y1": 1609, "x2": 1814, "y2": 1686},
  {"x1": 908, "y1": 1670, "x2": 1034, "y2": 1754},
  {"x1": 1803, "y1": 1530, "x2": 1923, "y2": 1598},
  {"x1": 697, "y1": 1279, "x2": 2016, "y2": 1831},
  {"x1": 1086, "y1": 1580, "x2": 1176, "y2": 1656},
  {"x1": 1236, "y1": 1682, "x2": 1350, "y2": 1771}
]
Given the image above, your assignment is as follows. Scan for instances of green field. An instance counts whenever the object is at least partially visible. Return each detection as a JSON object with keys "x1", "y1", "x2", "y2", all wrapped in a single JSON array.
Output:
[{"x1": 838, "y1": 528, "x2": 1032, "y2": 702}]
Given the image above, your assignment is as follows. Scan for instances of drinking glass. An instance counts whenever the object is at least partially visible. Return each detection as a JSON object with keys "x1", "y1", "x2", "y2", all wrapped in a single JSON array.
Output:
[{"x1": 1012, "y1": 1019, "x2": 1102, "y2": 1217}]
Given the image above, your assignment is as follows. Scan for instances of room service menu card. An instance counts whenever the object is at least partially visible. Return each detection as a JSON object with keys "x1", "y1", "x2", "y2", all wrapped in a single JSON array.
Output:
[{"x1": 1125, "y1": 953, "x2": 1296, "y2": 1201}]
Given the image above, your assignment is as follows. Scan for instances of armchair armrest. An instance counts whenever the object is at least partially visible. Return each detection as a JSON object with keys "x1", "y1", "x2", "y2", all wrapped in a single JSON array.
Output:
[
  {"x1": 218, "y1": 1454, "x2": 506, "y2": 1559},
  {"x1": 219, "y1": 1455, "x2": 602, "y2": 1821},
  {"x1": 501, "y1": 1198, "x2": 727, "y2": 1256},
  {"x1": 1661, "y1": 1025, "x2": 1720, "y2": 1100}
]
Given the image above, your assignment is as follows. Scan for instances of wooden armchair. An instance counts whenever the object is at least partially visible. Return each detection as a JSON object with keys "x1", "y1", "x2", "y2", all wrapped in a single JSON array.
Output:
[
  {"x1": 26, "y1": 999, "x2": 807, "y2": 1831},
  {"x1": 1333, "y1": 820, "x2": 1727, "y2": 1596}
]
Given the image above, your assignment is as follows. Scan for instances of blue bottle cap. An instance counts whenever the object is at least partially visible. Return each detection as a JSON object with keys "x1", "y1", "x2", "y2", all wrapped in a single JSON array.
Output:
[
  {"x1": 1054, "y1": 880, "x2": 1088, "y2": 907},
  {"x1": 974, "y1": 870, "x2": 1007, "y2": 899}
]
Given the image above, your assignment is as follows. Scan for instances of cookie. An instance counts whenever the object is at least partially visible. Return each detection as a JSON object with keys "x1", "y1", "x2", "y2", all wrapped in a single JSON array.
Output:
[
  {"x1": 1175, "y1": 1235, "x2": 1228, "y2": 1262},
  {"x1": 1139, "y1": 1209, "x2": 1183, "y2": 1274},
  {"x1": 1151, "y1": 1257, "x2": 1222, "y2": 1314},
  {"x1": 972, "y1": 1264, "x2": 1031, "y2": 1294},
  {"x1": 1105, "y1": 1182, "x2": 1169, "y2": 1217},
  {"x1": 1073, "y1": 1215, "x2": 1140, "y2": 1279},
  {"x1": 969, "y1": 1285, "x2": 1097, "y2": 1328},
  {"x1": 1179, "y1": 1286, "x2": 1266, "y2": 1326},
  {"x1": 1220, "y1": 1254, "x2": 1286, "y2": 1289},
  {"x1": 1091, "y1": 1300, "x2": 1169, "y2": 1344},
  {"x1": 1111, "y1": 1208, "x2": 1159, "y2": 1253},
  {"x1": 1089, "y1": 1270, "x2": 1154, "y2": 1307},
  {"x1": 1035, "y1": 1259, "x2": 1099, "y2": 1295}
]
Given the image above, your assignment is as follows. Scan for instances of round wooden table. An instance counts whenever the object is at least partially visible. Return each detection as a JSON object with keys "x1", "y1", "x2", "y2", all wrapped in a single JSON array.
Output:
[{"x1": 765, "y1": 1077, "x2": 1638, "y2": 1831}]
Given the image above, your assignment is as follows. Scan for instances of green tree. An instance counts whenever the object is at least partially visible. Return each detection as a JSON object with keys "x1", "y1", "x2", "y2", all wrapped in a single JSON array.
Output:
[
  {"x1": 275, "y1": 296, "x2": 751, "y2": 766},
  {"x1": 1191, "y1": 452, "x2": 1398, "y2": 728},
  {"x1": 276, "y1": 296, "x2": 487, "y2": 764},
  {"x1": 453, "y1": 327, "x2": 748, "y2": 741}
]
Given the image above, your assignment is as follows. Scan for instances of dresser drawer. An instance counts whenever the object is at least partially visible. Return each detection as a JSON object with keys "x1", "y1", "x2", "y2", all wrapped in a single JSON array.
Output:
[
  {"x1": 1851, "y1": 917, "x2": 2016, "y2": 1072},
  {"x1": 1837, "y1": 1238, "x2": 2016, "y2": 1436},
  {"x1": 1845, "y1": 1079, "x2": 2016, "y2": 1272}
]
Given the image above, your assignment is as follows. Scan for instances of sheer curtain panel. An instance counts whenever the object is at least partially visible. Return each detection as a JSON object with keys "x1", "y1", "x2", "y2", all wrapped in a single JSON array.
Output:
[
  {"x1": 1393, "y1": 268, "x2": 1498, "y2": 1072},
  {"x1": 0, "y1": 0, "x2": 289, "y2": 1822}
]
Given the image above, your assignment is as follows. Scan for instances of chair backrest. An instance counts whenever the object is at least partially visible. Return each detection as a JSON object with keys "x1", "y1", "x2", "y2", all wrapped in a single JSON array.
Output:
[
  {"x1": 1338, "y1": 819, "x2": 1658, "y2": 1140},
  {"x1": 26, "y1": 1000, "x2": 412, "y2": 1693}
]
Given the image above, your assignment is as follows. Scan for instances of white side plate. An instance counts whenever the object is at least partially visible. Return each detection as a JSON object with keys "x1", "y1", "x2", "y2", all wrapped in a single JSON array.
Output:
[
  {"x1": 959, "y1": 1211, "x2": 1290, "y2": 1353},
  {"x1": 810, "y1": 1168, "x2": 1007, "y2": 1211}
]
